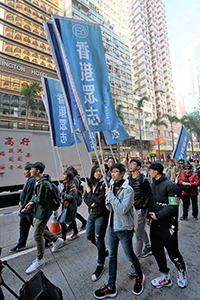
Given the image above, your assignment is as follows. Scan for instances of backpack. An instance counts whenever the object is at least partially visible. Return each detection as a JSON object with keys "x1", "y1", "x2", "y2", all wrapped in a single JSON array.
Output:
[
  {"x1": 51, "y1": 183, "x2": 61, "y2": 211},
  {"x1": 77, "y1": 184, "x2": 83, "y2": 207},
  {"x1": 182, "y1": 176, "x2": 193, "y2": 193}
]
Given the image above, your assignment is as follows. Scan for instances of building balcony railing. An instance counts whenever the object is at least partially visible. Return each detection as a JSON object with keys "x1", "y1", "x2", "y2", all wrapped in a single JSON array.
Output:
[{"x1": 155, "y1": 86, "x2": 166, "y2": 93}]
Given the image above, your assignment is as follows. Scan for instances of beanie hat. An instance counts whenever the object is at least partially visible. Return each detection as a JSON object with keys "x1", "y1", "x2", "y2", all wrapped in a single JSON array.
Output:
[
  {"x1": 149, "y1": 161, "x2": 164, "y2": 174},
  {"x1": 184, "y1": 164, "x2": 192, "y2": 169}
]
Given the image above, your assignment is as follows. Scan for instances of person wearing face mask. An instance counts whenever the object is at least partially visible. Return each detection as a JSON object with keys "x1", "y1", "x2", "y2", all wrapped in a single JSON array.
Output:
[
  {"x1": 84, "y1": 165, "x2": 109, "y2": 282},
  {"x1": 179, "y1": 164, "x2": 199, "y2": 221}
]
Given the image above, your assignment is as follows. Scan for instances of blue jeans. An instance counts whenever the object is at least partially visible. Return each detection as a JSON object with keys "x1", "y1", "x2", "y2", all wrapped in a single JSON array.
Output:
[
  {"x1": 17, "y1": 214, "x2": 33, "y2": 248},
  {"x1": 108, "y1": 226, "x2": 142, "y2": 289},
  {"x1": 86, "y1": 215, "x2": 107, "y2": 265}
]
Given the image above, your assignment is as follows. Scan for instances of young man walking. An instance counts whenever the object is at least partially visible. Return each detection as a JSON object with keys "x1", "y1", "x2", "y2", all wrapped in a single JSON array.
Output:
[
  {"x1": 147, "y1": 161, "x2": 187, "y2": 289},
  {"x1": 128, "y1": 159, "x2": 152, "y2": 277},
  {"x1": 94, "y1": 163, "x2": 145, "y2": 299},
  {"x1": 25, "y1": 162, "x2": 63, "y2": 274},
  {"x1": 10, "y1": 164, "x2": 36, "y2": 252}
]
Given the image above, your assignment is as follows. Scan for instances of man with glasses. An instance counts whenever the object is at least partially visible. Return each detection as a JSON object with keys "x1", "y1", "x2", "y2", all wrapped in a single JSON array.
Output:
[
  {"x1": 179, "y1": 164, "x2": 199, "y2": 220},
  {"x1": 94, "y1": 163, "x2": 145, "y2": 298}
]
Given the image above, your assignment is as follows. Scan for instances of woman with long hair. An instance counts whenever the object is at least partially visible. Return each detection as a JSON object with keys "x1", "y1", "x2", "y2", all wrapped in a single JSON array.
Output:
[
  {"x1": 84, "y1": 165, "x2": 109, "y2": 281},
  {"x1": 60, "y1": 170, "x2": 78, "y2": 241}
]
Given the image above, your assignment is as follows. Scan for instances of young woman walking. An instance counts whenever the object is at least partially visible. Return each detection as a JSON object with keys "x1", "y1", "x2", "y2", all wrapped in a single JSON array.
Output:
[
  {"x1": 84, "y1": 165, "x2": 109, "y2": 281},
  {"x1": 59, "y1": 171, "x2": 78, "y2": 241}
]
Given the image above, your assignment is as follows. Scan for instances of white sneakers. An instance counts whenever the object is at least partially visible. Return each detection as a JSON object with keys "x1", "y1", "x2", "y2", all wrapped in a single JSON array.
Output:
[
  {"x1": 51, "y1": 238, "x2": 64, "y2": 253},
  {"x1": 151, "y1": 273, "x2": 173, "y2": 288},
  {"x1": 26, "y1": 258, "x2": 45, "y2": 275},
  {"x1": 177, "y1": 270, "x2": 188, "y2": 288}
]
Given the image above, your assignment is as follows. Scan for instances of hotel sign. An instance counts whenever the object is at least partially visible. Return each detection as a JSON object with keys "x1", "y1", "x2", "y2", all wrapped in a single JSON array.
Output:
[{"x1": 0, "y1": 56, "x2": 57, "y2": 79}]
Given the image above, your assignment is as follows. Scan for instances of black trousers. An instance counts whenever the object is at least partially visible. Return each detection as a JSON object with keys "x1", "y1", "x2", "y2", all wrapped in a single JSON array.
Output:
[
  {"x1": 182, "y1": 194, "x2": 198, "y2": 218},
  {"x1": 150, "y1": 221, "x2": 185, "y2": 274}
]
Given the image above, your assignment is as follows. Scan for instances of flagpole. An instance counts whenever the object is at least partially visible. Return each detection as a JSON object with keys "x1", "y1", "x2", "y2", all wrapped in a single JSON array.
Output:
[
  {"x1": 52, "y1": 146, "x2": 61, "y2": 184},
  {"x1": 52, "y1": 17, "x2": 108, "y2": 188},
  {"x1": 55, "y1": 147, "x2": 64, "y2": 174},
  {"x1": 104, "y1": 132, "x2": 117, "y2": 163},
  {"x1": 97, "y1": 132, "x2": 105, "y2": 172}
]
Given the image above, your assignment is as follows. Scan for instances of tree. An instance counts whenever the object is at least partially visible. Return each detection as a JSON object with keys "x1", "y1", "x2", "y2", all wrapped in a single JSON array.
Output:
[
  {"x1": 150, "y1": 115, "x2": 168, "y2": 162},
  {"x1": 116, "y1": 104, "x2": 124, "y2": 163},
  {"x1": 136, "y1": 96, "x2": 148, "y2": 164},
  {"x1": 20, "y1": 82, "x2": 42, "y2": 130},
  {"x1": 162, "y1": 114, "x2": 180, "y2": 151}
]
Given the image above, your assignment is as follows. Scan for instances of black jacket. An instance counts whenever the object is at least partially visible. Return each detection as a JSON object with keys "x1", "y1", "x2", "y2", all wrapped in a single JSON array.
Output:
[
  {"x1": 84, "y1": 180, "x2": 109, "y2": 219},
  {"x1": 128, "y1": 173, "x2": 151, "y2": 210},
  {"x1": 148, "y1": 174, "x2": 179, "y2": 225},
  {"x1": 20, "y1": 176, "x2": 36, "y2": 215},
  {"x1": 60, "y1": 182, "x2": 77, "y2": 223}
]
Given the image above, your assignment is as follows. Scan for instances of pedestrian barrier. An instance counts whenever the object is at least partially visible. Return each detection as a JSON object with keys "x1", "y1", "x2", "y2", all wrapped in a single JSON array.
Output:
[{"x1": 50, "y1": 211, "x2": 61, "y2": 235}]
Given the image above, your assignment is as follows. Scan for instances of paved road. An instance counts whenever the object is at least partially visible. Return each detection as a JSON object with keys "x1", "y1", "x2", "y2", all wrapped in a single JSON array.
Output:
[{"x1": 0, "y1": 200, "x2": 200, "y2": 300}]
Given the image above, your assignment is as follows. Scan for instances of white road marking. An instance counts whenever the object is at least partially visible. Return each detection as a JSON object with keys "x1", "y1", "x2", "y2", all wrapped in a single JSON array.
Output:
[{"x1": 2, "y1": 229, "x2": 86, "y2": 261}]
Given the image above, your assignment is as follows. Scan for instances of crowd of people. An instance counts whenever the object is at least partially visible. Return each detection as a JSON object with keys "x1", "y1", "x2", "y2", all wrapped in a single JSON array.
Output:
[{"x1": 1, "y1": 155, "x2": 199, "y2": 299}]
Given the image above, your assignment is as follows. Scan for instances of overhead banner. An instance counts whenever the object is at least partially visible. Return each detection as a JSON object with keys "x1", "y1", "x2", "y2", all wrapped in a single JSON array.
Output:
[
  {"x1": 100, "y1": 119, "x2": 130, "y2": 145},
  {"x1": 173, "y1": 125, "x2": 190, "y2": 163},
  {"x1": 52, "y1": 16, "x2": 119, "y2": 132},
  {"x1": 41, "y1": 77, "x2": 81, "y2": 147}
]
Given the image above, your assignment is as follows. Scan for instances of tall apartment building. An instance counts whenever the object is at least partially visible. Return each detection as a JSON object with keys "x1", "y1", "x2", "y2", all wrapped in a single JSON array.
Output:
[
  {"x1": 128, "y1": 0, "x2": 177, "y2": 155},
  {"x1": 182, "y1": 39, "x2": 200, "y2": 114},
  {"x1": 0, "y1": 0, "x2": 62, "y2": 130}
]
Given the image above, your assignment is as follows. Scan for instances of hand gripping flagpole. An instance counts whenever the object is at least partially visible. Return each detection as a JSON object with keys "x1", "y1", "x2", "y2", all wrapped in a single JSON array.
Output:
[{"x1": 52, "y1": 17, "x2": 108, "y2": 188}]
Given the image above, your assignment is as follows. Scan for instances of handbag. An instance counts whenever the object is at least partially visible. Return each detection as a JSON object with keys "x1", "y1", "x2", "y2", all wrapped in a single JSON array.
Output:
[{"x1": 57, "y1": 207, "x2": 70, "y2": 224}]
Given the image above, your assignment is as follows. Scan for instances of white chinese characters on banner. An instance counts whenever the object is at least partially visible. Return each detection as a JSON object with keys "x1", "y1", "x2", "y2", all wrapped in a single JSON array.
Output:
[
  {"x1": 0, "y1": 136, "x2": 32, "y2": 172},
  {"x1": 76, "y1": 41, "x2": 100, "y2": 126},
  {"x1": 56, "y1": 90, "x2": 68, "y2": 144}
]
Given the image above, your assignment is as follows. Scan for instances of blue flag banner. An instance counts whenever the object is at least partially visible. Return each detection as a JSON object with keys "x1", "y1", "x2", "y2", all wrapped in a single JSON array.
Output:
[
  {"x1": 52, "y1": 16, "x2": 119, "y2": 132},
  {"x1": 41, "y1": 77, "x2": 81, "y2": 147},
  {"x1": 100, "y1": 119, "x2": 130, "y2": 145},
  {"x1": 173, "y1": 125, "x2": 190, "y2": 163},
  {"x1": 82, "y1": 131, "x2": 97, "y2": 153},
  {"x1": 43, "y1": 21, "x2": 83, "y2": 131}
]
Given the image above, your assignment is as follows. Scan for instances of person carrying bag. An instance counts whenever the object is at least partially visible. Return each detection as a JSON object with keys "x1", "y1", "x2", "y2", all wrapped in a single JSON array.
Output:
[{"x1": 57, "y1": 171, "x2": 78, "y2": 242}]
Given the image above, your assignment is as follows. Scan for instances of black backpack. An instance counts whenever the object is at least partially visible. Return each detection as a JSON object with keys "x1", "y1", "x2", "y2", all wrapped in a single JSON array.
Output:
[
  {"x1": 51, "y1": 183, "x2": 61, "y2": 211},
  {"x1": 182, "y1": 176, "x2": 193, "y2": 193},
  {"x1": 77, "y1": 184, "x2": 83, "y2": 207}
]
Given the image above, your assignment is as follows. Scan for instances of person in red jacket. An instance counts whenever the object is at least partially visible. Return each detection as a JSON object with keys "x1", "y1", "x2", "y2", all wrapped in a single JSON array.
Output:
[{"x1": 179, "y1": 164, "x2": 199, "y2": 220}]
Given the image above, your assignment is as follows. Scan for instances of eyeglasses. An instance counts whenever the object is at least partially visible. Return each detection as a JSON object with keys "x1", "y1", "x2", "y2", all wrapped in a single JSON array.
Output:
[
  {"x1": 111, "y1": 171, "x2": 120, "y2": 174},
  {"x1": 179, "y1": 163, "x2": 184, "y2": 165},
  {"x1": 185, "y1": 168, "x2": 190, "y2": 170}
]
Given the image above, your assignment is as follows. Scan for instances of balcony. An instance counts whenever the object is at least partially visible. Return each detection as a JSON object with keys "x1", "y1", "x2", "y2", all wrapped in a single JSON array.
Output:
[{"x1": 154, "y1": 86, "x2": 166, "y2": 93}]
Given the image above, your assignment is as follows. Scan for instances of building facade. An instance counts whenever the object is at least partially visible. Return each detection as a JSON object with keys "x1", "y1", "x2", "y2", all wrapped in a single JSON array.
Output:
[
  {"x1": 0, "y1": 0, "x2": 179, "y2": 159},
  {"x1": 0, "y1": 0, "x2": 63, "y2": 130}
]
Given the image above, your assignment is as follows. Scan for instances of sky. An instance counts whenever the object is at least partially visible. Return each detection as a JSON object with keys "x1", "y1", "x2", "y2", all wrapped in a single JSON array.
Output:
[{"x1": 164, "y1": 0, "x2": 200, "y2": 70}]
